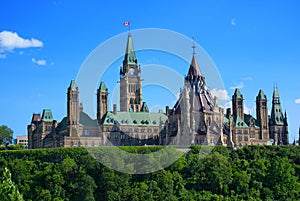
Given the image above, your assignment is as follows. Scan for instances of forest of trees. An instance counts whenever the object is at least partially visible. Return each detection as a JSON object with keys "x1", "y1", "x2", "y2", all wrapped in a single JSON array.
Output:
[{"x1": 0, "y1": 145, "x2": 300, "y2": 201}]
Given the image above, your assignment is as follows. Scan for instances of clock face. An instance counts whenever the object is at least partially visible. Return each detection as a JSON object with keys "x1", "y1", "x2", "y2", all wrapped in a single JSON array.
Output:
[{"x1": 129, "y1": 67, "x2": 134, "y2": 75}]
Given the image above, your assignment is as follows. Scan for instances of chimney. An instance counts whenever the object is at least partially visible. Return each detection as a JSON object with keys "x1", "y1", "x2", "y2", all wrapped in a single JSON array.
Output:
[
  {"x1": 165, "y1": 106, "x2": 169, "y2": 115},
  {"x1": 226, "y1": 108, "x2": 231, "y2": 118},
  {"x1": 113, "y1": 104, "x2": 117, "y2": 115}
]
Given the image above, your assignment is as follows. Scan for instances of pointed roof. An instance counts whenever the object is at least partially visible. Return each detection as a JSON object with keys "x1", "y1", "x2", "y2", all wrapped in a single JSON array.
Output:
[
  {"x1": 257, "y1": 89, "x2": 266, "y2": 100},
  {"x1": 273, "y1": 86, "x2": 280, "y2": 99},
  {"x1": 98, "y1": 81, "x2": 107, "y2": 92},
  {"x1": 69, "y1": 80, "x2": 77, "y2": 91},
  {"x1": 233, "y1": 88, "x2": 242, "y2": 99},
  {"x1": 140, "y1": 102, "x2": 149, "y2": 112},
  {"x1": 187, "y1": 55, "x2": 202, "y2": 77},
  {"x1": 270, "y1": 87, "x2": 284, "y2": 125},
  {"x1": 124, "y1": 33, "x2": 137, "y2": 66}
]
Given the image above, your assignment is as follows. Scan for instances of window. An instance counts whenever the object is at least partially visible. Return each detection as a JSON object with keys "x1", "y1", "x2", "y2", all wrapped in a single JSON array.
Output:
[
  {"x1": 238, "y1": 136, "x2": 242, "y2": 142},
  {"x1": 70, "y1": 141, "x2": 74, "y2": 147},
  {"x1": 77, "y1": 141, "x2": 81, "y2": 147},
  {"x1": 244, "y1": 136, "x2": 248, "y2": 141},
  {"x1": 84, "y1": 141, "x2": 88, "y2": 147},
  {"x1": 84, "y1": 129, "x2": 90, "y2": 136},
  {"x1": 243, "y1": 130, "x2": 248, "y2": 134},
  {"x1": 92, "y1": 141, "x2": 95, "y2": 147},
  {"x1": 250, "y1": 131, "x2": 255, "y2": 137},
  {"x1": 237, "y1": 130, "x2": 242, "y2": 134}
]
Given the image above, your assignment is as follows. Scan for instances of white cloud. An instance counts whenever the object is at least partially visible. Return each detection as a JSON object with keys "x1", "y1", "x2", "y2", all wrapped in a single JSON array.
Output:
[
  {"x1": 211, "y1": 88, "x2": 230, "y2": 100},
  {"x1": 32, "y1": 58, "x2": 47, "y2": 66},
  {"x1": 229, "y1": 82, "x2": 244, "y2": 90},
  {"x1": 0, "y1": 30, "x2": 43, "y2": 53},
  {"x1": 231, "y1": 19, "x2": 236, "y2": 26},
  {"x1": 295, "y1": 99, "x2": 300, "y2": 104}
]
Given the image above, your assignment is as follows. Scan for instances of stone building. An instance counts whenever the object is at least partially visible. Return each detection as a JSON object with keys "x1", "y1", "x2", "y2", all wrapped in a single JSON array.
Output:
[{"x1": 28, "y1": 33, "x2": 289, "y2": 149}]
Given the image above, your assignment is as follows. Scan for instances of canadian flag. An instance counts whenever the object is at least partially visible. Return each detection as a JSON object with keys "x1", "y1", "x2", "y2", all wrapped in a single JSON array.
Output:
[{"x1": 123, "y1": 21, "x2": 130, "y2": 26}]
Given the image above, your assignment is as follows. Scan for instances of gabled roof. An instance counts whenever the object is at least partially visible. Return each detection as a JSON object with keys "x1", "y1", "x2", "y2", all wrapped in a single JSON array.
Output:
[
  {"x1": 42, "y1": 109, "x2": 53, "y2": 122},
  {"x1": 79, "y1": 112, "x2": 98, "y2": 126},
  {"x1": 102, "y1": 111, "x2": 168, "y2": 127}
]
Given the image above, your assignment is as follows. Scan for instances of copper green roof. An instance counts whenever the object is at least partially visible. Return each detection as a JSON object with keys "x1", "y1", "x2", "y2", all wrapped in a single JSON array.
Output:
[
  {"x1": 123, "y1": 34, "x2": 137, "y2": 66},
  {"x1": 270, "y1": 87, "x2": 284, "y2": 125},
  {"x1": 244, "y1": 114, "x2": 260, "y2": 128},
  {"x1": 102, "y1": 111, "x2": 167, "y2": 126},
  {"x1": 79, "y1": 112, "x2": 98, "y2": 126},
  {"x1": 57, "y1": 117, "x2": 68, "y2": 131},
  {"x1": 232, "y1": 115, "x2": 248, "y2": 128},
  {"x1": 257, "y1": 89, "x2": 266, "y2": 100},
  {"x1": 98, "y1": 81, "x2": 107, "y2": 93},
  {"x1": 69, "y1": 80, "x2": 77, "y2": 91},
  {"x1": 233, "y1": 88, "x2": 242, "y2": 99},
  {"x1": 42, "y1": 109, "x2": 53, "y2": 122}
]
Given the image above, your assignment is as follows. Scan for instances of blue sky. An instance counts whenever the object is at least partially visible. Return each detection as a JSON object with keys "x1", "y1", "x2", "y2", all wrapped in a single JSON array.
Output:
[{"x1": 0, "y1": 0, "x2": 299, "y2": 143}]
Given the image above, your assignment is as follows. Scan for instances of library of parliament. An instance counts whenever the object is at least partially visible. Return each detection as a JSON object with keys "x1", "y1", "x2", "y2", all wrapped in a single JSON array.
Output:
[{"x1": 28, "y1": 34, "x2": 289, "y2": 149}]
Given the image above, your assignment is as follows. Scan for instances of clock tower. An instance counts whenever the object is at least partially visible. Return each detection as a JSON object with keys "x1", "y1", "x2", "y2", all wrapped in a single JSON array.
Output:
[{"x1": 119, "y1": 33, "x2": 143, "y2": 112}]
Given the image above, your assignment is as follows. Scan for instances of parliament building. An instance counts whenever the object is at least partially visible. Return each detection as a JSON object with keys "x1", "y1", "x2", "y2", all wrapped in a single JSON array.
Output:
[{"x1": 28, "y1": 34, "x2": 289, "y2": 149}]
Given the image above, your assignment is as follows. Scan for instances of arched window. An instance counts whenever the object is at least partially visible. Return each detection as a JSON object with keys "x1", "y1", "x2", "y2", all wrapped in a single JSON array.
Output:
[{"x1": 70, "y1": 141, "x2": 74, "y2": 147}]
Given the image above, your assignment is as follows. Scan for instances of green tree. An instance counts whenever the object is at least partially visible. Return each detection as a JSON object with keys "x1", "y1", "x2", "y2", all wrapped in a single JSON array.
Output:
[
  {"x1": 0, "y1": 125, "x2": 13, "y2": 145},
  {"x1": 0, "y1": 167, "x2": 23, "y2": 201}
]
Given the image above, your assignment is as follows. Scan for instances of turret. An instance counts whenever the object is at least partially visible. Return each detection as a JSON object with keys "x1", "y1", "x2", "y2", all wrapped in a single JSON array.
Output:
[
  {"x1": 256, "y1": 89, "x2": 268, "y2": 139},
  {"x1": 97, "y1": 81, "x2": 108, "y2": 123},
  {"x1": 232, "y1": 88, "x2": 244, "y2": 121},
  {"x1": 67, "y1": 80, "x2": 79, "y2": 126}
]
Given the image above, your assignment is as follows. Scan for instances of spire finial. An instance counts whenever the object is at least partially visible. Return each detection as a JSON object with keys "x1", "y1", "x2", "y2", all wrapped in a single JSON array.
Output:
[
  {"x1": 192, "y1": 36, "x2": 196, "y2": 55},
  {"x1": 123, "y1": 21, "x2": 131, "y2": 32}
]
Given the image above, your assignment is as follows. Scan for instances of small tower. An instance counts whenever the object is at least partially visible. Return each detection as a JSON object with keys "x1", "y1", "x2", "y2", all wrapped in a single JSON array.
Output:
[
  {"x1": 232, "y1": 88, "x2": 244, "y2": 121},
  {"x1": 97, "y1": 81, "x2": 108, "y2": 123},
  {"x1": 256, "y1": 89, "x2": 269, "y2": 139},
  {"x1": 67, "y1": 80, "x2": 79, "y2": 136},
  {"x1": 269, "y1": 87, "x2": 289, "y2": 145},
  {"x1": 120, "y1": 33, "x2": 142, "y2": 112}
]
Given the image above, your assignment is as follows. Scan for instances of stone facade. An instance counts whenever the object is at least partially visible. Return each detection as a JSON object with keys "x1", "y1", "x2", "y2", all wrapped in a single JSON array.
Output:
[{"x1": 28, "y1": 33, "x2": 289, "y2": 149}]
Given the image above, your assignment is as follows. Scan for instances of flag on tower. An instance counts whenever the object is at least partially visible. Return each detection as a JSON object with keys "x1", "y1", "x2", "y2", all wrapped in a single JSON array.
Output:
[{"x1": 123, "y1": 21, "x2": 130, "y2": 26}]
